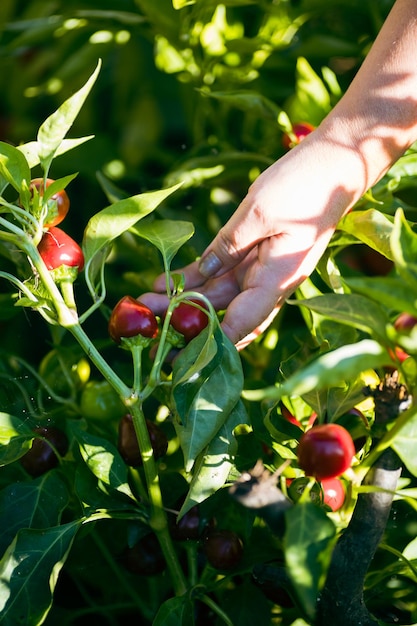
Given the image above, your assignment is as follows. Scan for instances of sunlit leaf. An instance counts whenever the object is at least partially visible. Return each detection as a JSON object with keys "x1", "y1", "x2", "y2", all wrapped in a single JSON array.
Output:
[
  {"x1": 286, "y1": 57, "x2": 331, "y2": 125},
  {"x1": 17, "y1": 137, "x2": 94, "y2": 170},
  {"x1": 180, "y1": 399, "x2": 249, "y2": 515},
  {"x1": 0, "y1": 142, "x2": 31, "y2": 195},
  {"x1": 0, "y1": 413, "x2": 33, "y2": 466},
  {"x1": 346, "y1": 275, "x2": 417, "y2": 316},
  {"x1": 82, "y1": 183, "x2": 182, "y2": 265},
  {"x1": 132, "y1": 218, "x2": 194, "y2": 271},
  {"x1": 71, "y1": 424, "x2": 137, "y2": 502},
  {"x1": 391, "y1": 208, "x2": 417, "y2": 293},
  {"x1": 37, "y1": 60, "x2": 101, "y2": 173},
  {"x1": 337, "y1": 209, "x2": 394, "y2": 258},
  {"x1": 173, "y1": 324, "x2": 244, "y2": 472},
  {"x1": 0, "y1": 521, "x2": 80, "y2": 626},
  {"x1": 391, "y1": 406, "x2": 417, "y2": 476},
  {"x1": 284, "y1": 502, "x2": 336, "y2": 619},
  {"x1": 292, "y1": 293, "x2": 390, "y2": 341}
]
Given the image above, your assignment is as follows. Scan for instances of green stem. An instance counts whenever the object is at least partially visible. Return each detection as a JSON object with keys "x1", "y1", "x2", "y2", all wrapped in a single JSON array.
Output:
[
  {"x1": 60, "y1": 279, "x2": 77, "y2": 311},
  {"x1": 68, "y1": 322, "x2": 131, "y2": 402},
  {"x1": 200, "y1": 595, "x2": 234, "y2": 626},
  {"x1": 129, "y1": 402, "x2": 187, "y2": 596},
  {"x1": 131, "y1": 344, "x2": 143, "y2": 395}
]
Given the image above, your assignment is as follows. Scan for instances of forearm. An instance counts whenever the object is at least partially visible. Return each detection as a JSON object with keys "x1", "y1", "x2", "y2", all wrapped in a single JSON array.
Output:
[{"x1": 317, "y1": 0, "x2": 417, "y2": 196}]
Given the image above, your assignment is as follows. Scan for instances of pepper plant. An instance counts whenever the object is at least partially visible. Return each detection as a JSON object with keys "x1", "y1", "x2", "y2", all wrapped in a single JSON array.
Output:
[
  {"x1": 0, "y1": 63, "x2": 248, "y2": 625},
  {"x1": 1, "y1": 2, "x2": 417, "y2": 625}
]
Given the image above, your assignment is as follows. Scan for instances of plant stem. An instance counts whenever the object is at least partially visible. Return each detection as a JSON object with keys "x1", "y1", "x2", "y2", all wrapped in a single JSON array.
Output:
[
  {"x1": 131, "y1": 344, "x2": 143, "y2": 395},
  {"x1": 129, "y1": 402, "x2": 188, "y2": 596},
  {"x1": 68, "y1": 322, "x2": 132, "y2": 401},
  {"x1": 201, "y1": 594, "x2": 234, "y2": 626}
]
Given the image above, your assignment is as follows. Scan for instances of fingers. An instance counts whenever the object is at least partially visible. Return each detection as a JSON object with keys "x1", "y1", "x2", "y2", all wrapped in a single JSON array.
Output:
[{"x1": 198, "y1": 191, "x2": 274, "y2": 279}]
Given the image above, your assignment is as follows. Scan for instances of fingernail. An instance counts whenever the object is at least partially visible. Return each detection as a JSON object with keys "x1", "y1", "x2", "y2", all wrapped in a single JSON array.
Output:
[{"x1": 199, "y1": 251, "x2": 223, "y2": 277}]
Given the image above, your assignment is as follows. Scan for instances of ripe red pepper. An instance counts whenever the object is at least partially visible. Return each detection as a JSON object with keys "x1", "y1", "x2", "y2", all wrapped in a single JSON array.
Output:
[
  {"x1": 108, "y1": 296, "x2": 158, "y2": 344},
  {"x1": 29, "y1": 178, "x2": 70, "y2": 229},
  {"x1": 297, "y1": 423, "x2": 355, "y2": 481},
  {"x1": 37, "y1": 226, "x2": 84, "y2": 271},
  {"x1": 170, "y1": 298, "x2": 209, "y2": 343},
  {"x1": 321, "y1": 477, "x2": 345, "y2": 512},
  {"x1": 203, "y1": 529, "x2": 243, "y2": 571},
  {"x1": 282, "y1": 122, "x2": 315, "y2": 150}
]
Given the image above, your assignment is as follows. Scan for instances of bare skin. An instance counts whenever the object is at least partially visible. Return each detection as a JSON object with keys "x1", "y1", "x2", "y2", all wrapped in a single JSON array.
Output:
[{"x1": 140, "y1": 0, "x2": 417, "y2": 349}]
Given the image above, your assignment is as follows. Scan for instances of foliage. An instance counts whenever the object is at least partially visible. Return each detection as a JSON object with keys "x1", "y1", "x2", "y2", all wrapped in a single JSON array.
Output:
[{"x1": 1, "y1": 1, "x2": 417, "y2": 626}]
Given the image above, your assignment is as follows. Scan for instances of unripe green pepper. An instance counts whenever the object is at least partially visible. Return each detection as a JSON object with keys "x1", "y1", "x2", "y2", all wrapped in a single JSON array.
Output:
[{"x1": 80, "y1": 380, "x2": 126, "y2": 422}]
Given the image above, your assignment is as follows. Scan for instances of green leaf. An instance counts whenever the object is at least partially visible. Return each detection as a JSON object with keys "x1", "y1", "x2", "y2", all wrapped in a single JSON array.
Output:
[
  {"x1": 0, "y1": 413, "x2": 33, "y2": 466},
  {"x1": 82, "y1": 183, "x2": 182, "y2": 265},
  {"x1": 291, "y1": 293, "x2": 390, "y2": 341},
  {"x1": 74, "y1": 463, "x2": 146, "y2": 518},
  {"x1": 180, "y1": 399, "x2": 249, "y2": 515},
  {"x1": 391, "y1": 208, "x2": 417, "y2": 293},
  {"x1": 153, "y1": 594, "x2": 195, "y2": 626},
  {"x1": 17, "y1": 137, "x2": 94, "y2": 171},
  {"x1": 346, "y1": 275, "x2": 417, "y2": 316},
  {"x1": 263, "y1": 339, "x2": 390, "y2": 404},
  {"x1": 71, "y1": 424, "x2": 137, "y2": 502},
  {"x1": 391, "y1": 405, "x2": 417, "y2": 476},
  {"x1": 173, "y1": 324, "x2": 244, "y2": 472},
  {"x1": 337, "y1": 209, "x2": 394, "y2": 258},
  {"x1": 0, "y1": 521, "x2": 80, "y2": 626},
  {"x1": 132, "y1": 218, "x2": 194, "y2": 273},
  {"x1": 284, "y1": 502, "x2": 336, "y2": 620},
  {"x1": 0, "y1": 473, "x2": 69, "y2": 557},
  {"x1": 0, "y1": 142, "x2": 31, "y2": 195},
  {"x1": 164, "y1": 152, "x2": 272, "y2": 189},
  {"x1": 37, "y1": 60, "x2": 101, "y2": 174},
  {"x1": 199, "y1": 89, "x2": 282, "y2": 120},
  {"x1": 287, "y1": 57, "x2": 331, "y2": 126}
]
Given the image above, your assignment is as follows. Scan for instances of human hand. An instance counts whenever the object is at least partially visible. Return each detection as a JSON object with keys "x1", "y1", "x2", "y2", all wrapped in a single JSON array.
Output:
[{"x1": 140, "y1": 130, "x2": 362, "y2": 348}]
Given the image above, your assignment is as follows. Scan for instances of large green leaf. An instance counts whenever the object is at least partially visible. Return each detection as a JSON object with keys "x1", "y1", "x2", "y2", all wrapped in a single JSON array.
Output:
[
  {"x1": 70, "y1": 424, "x2": 137, "y2": 502},
  {"x1": 37, "y1": 60, "x2": 101, "y2": 174},
  {"x1": 391, "y1": 405, "x2": 417, "y2": 476},
  {"x1": 337, "y1": 208, "x2": 394, "y2": 258},
  {"x1": 0, "y1": 473, "x2": 69, "y2": 557},
  {"x1": 284, "y1": 502, "x2": 336, "y2": 620},
  {"x1": 172, "y1": 324, "x2": 244, "y2": 472},
  {"x1": 0, "y1": 413, "x2": 33, "y2": 466},
  {"x1": 180, "y1": 399, "x2": 249, "y2": 515},
  {"x1": 17, "y1": 137, "x2": 94, "y2": 171},
  {"x1": 291, "y1": 293, "x2": 390, "y2": 341},
  {"x1": 82, "y1": 183, "x2": 182, "y2": 265},
  {"x1": 73, "y1": 463, "x2": 146, "y2": 518},
  {"x1": 249, "y1": 339, "x2": 390, "y2": 405},
  {"x1": 286, "y1": 57, "x2": 331, "y2": 126},
  {"x1": 346, "y1": 275, "x2": 417, "y2": 316},
  {"x1": 132, "y1": 218, "x2": 194, "y2": 272},
  {"x1": 0, "y1": 521, "x2": 80, "y2": 626},
  {"x1": 391, "y1": 208, "x2": 417, "y2": 294}
]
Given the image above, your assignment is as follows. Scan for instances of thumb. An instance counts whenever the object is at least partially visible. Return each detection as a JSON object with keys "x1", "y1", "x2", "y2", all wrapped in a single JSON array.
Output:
[{"x1": 198, "y1": 195, "x2": 266, "y2": 278}]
